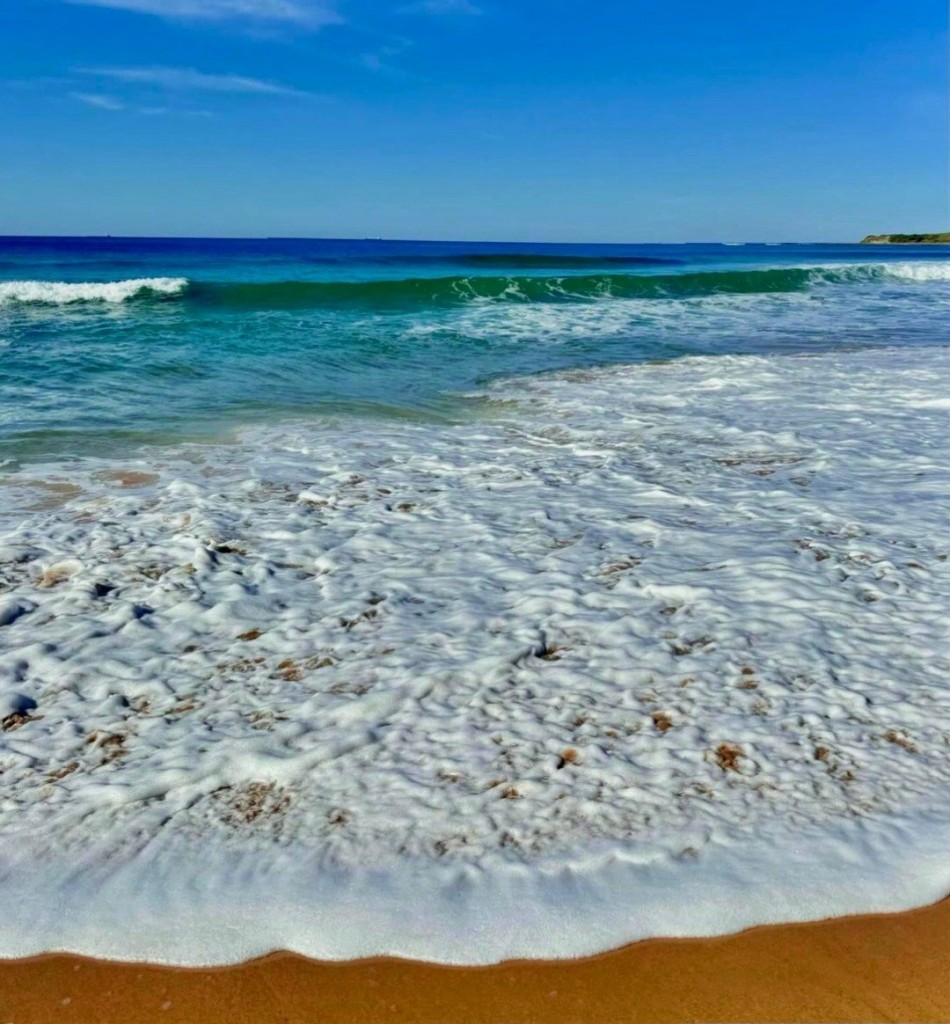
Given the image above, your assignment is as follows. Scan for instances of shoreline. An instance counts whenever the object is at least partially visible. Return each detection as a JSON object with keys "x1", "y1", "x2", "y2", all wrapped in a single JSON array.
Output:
[{"x1": 1, "y1": 896, "x2": 948, "y2": 1023}]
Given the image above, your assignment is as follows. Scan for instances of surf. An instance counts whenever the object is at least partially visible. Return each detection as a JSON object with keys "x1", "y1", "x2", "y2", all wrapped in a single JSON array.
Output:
[
  {"x1": 4, "y1": 262, "x2": 948, "y2": 310},
  {"x1": 0, "y1": 277, "x2": 188, "y2": 305},
  {"x1": 185, "y1": 263, "x2": 950, "y2": 311}
]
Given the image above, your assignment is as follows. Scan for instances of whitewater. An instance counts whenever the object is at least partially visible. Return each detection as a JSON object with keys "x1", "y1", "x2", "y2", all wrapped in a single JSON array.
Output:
[
  {"x1": 0, "y1": 238, "x2": 948, "y2": 964},
  {"x1": 0, "y1": 277, "x2": 187, "y2": 305}
]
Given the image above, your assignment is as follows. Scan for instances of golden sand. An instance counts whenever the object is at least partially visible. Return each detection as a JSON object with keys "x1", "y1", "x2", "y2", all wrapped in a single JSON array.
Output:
[{"x1": 1, "y1": 897, "x2": 948, "y2": 1023}]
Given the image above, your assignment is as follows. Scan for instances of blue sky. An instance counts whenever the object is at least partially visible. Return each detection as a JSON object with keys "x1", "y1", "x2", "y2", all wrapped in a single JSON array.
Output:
[{"x1": 2, "y1": 0, "x2": 947, "y2": 240}]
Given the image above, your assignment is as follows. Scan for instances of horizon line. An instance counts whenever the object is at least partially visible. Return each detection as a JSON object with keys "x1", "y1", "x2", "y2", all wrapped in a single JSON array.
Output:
[{"x1": 0, "y1": 233, "x2": 926, "y2": 246}]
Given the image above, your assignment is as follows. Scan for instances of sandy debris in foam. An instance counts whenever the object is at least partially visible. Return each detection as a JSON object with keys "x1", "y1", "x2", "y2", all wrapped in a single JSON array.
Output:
[{"x1": 0, "y1": 346, "x2": 947, "y2": 878}]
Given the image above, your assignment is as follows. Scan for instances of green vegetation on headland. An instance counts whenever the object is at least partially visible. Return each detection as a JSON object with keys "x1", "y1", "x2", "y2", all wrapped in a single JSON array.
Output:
[{"x1": 860, "y1": 233, "x2": 950, "y2": 244}]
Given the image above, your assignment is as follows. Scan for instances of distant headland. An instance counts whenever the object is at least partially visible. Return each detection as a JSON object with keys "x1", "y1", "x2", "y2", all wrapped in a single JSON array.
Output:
[{"x1": 860, "y1": 232, "x2": 950, "y2": 244}]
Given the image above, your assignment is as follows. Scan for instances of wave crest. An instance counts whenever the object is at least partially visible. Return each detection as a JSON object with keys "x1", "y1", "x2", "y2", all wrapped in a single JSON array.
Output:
[
  {"x1": 189, "y1": 263, "x2": 950, "y2": 310},
  {"x1": 877, "y1": 261, "x2": 950, "y2": 282},
  {"x1": 0, "y1": 278, "x2": 189, "y2": 306},
  {"x1": 2, "y1": 261, "x2": 947, "y2": 312}
]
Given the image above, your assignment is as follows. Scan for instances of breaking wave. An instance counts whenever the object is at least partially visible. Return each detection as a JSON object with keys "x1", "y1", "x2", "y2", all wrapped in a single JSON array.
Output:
[
  {"x1": 3, "y1": 262, "x2": 948, "y2": 311},
  {"x1": 184, "y1": 262, "x2": 950, "y2": 309},
  {"x1": 0, "y1": 277, "x2": 188, "y2": 306}
]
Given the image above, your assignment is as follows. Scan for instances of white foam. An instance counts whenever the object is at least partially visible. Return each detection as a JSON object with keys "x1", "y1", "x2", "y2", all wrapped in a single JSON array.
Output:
[
  {"x1": 0, "y1": 277, "x2": 188, "y2": 305},
  {"x1": 800, "y1": 261, "x2": 950, "y2": 283},
  {"x1": 0, "y1": 345, "x2": 948, "y2": 964},
  {"x1": 880, "y1": 261, "x2": 950, "y2": 282}
]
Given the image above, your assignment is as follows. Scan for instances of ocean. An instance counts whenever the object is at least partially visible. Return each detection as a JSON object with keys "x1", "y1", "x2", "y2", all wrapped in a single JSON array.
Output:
[
  {"x1": 2, "y1": 236, "x2": 950, "y2": 466},
  {"x1": 0, "y1": 237, "x2": 948, "y2": 964}
]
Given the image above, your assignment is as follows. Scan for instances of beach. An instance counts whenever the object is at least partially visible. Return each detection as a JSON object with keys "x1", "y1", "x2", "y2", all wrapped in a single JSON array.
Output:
[
  {"x1": 1, "y1": 238, "x2": 948, "y2": 1001},
  {"x1": 2, "y1": 898, "x2": 949, "y2": 1023},
  {"x1": 6, "y1": 0, "x2": 950, "y2": 1010}
]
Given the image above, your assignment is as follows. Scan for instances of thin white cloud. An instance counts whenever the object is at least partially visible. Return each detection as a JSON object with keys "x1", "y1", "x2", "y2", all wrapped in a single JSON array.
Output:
[
  {"x1": 78, "y1": 65, "x2": 316, "y2": 97},
  {"x1": 64, "y1": 0, "x2": 342, "y2": 29},
  {"x1": 400, "y1": 0, "x2": 481, "y2": 13},
  {"x1": 70, "y1": 91, "x2": 125, "y2": 110},
  {"x1": 69, "y1": 90, "x2": 215, "y2": 116}
]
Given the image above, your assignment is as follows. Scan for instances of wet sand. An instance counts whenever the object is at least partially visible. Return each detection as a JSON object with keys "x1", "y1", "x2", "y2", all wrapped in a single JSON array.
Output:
[{"x1": 1, "y1": 897, "x2": 948, "y2": 1023}]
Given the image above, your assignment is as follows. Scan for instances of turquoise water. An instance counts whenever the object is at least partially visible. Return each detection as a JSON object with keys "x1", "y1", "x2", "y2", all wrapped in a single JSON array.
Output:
[{"x1": 2, "y1": 237, "x2": 949, "y2": 466}]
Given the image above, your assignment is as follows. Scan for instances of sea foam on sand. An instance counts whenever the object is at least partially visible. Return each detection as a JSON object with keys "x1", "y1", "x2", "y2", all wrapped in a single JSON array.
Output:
[{"x1": 0, "y1": 345, "x2": 947, "y2": 964}]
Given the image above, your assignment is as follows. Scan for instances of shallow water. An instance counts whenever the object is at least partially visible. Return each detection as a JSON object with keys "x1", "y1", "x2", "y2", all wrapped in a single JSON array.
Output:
[
  {"x1": 0, "y1": 238, "x2": 948, "y2": 964},
  {"x1": 2, "y1": 237, "x2": 949, "y2": 466}
]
